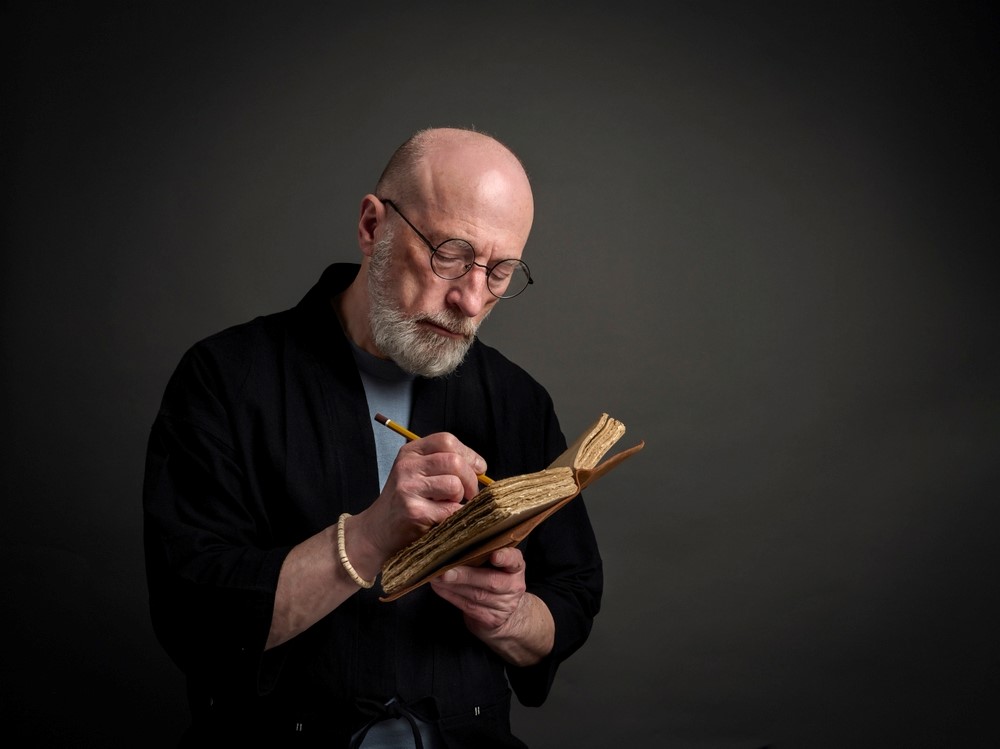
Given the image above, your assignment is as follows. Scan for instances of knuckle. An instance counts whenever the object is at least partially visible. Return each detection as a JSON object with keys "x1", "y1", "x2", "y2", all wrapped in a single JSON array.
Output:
[
  {"x1": 440, "y1": 451, "x2": 465, "y2": 475},
  {"x1": 486, "y1": 574, "x2": 505, "y2": 595},
  {"x1": 472, "y1": 586, "x2": 493, "y2": 604},
  {"x1": 442, "y1": 474, "x2": 464, "y2": 501}
]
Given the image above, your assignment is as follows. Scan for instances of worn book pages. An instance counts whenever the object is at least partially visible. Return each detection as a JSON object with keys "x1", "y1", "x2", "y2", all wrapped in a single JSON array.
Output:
[{"x1": 379, "y1": 413, "x2": 644, "y2": 601}]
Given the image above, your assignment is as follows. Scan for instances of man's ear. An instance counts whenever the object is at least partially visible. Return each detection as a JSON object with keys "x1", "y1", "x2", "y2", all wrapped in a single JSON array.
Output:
[{"x1": 358, "y1": 194, "x2": 383, "y2": 258}]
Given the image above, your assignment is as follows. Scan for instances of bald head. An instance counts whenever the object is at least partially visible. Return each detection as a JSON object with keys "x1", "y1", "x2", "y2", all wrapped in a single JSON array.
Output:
[
  {"x1": 338, "y1": 128, "x2": 535, "y2": 370},
  {"x1": 375, "y1": 128, "x2": 534, "y2": 245}
]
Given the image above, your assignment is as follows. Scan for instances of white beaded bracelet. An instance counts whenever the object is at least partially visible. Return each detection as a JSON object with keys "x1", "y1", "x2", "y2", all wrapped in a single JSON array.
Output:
[{"x1": 336, "y1": 512, "x2": 374, "y2": 589}]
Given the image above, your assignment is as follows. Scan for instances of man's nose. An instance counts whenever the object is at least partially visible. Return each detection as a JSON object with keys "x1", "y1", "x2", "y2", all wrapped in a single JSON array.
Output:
[{"x1": 445, "y1": 266, "x2": 493, "y2": 318}]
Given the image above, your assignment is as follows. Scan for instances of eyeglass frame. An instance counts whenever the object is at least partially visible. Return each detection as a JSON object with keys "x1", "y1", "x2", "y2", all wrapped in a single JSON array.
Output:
[{"x1": 377, "y1": 197, "x2": 534, "y2": 299}]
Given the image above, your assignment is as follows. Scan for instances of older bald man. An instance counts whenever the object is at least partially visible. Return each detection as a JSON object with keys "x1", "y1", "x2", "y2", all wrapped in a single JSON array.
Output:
[{"x1": 144, "y1": 128, "x2": 603, "y2": 748}]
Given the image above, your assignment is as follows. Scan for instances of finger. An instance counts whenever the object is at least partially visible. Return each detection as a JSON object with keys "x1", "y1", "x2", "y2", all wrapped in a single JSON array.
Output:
[
  {"x1": 432, "y1": 576, "x2": 510, "y2": 614},
  {"x1": 489, "y1": 547, "x2": 524, "y2": 573},
  {"x1": 393, "y1": 453, "x2": 479, "y2": 502},
  {"x1": 436, "y1": 562, "x2": 523, "y2": 598},
  {"x1": 431, "y1": 571, "x2": 521, "y2": 629},
  {"x1": 402, "y1": 432, "x2": 487, "y2": 480},
  {"x1": 431, "y1": 584, "x2": 507, "y2": 627},
  {"x1": 393, "y1": 467, "x2": 469, "y2": 504}
]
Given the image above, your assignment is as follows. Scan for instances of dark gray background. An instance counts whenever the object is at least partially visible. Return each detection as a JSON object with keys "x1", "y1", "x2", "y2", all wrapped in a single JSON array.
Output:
[{"x1": 3, "y1": 2, "x2": 997, "y2": 747}]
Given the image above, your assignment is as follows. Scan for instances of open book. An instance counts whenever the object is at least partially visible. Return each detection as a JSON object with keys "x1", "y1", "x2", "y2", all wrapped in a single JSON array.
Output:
[{"x1": 379, "y1": 413, "x2": 645, "y2": 601}]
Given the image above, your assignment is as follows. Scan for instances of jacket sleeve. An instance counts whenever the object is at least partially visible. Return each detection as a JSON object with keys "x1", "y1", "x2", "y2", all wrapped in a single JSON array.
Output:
[{"x1": 142, "y1": 343, "x2": 291, "y2": 696}]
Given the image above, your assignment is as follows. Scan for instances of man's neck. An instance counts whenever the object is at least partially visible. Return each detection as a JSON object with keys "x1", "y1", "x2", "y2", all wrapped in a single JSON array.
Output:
[{"x1": 332, "y1": 274, "x2": 382, "y2": 358}]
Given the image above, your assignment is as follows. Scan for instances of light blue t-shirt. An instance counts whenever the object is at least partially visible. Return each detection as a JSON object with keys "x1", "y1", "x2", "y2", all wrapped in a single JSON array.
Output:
[{"x1": 349, "y1": 342, "x2": 415, "y2": 491}]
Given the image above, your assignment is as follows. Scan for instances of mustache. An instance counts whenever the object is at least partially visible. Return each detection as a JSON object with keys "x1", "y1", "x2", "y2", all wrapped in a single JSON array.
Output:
[{"x1": 414, "y1": 310, "x2": 480, "y2": 338}]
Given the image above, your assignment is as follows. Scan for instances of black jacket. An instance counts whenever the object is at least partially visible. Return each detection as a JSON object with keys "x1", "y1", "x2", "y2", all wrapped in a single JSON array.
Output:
[{"x1": 143, "y1": 264, "x2": 603, "y2": 746}]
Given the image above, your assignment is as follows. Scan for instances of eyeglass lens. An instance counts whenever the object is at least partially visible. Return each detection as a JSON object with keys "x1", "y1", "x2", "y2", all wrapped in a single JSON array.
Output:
[{"x1": 430, "y1": 242, "x2": 530, "y2": 298}]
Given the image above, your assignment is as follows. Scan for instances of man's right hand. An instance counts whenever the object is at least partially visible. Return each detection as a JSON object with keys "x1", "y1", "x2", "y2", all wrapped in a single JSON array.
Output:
[{"x1": 347, "y1": 432, "x2": 487, "y2": 574}]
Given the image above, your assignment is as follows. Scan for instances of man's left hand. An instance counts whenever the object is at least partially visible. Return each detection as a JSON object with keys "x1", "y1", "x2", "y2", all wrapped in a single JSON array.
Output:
[{"x1": 430, "y1": 547, "x2": 554, "y2": 666}]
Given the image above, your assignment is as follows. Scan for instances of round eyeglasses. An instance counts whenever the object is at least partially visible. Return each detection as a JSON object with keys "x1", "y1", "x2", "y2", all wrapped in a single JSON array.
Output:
[{"x1": 380, "y1": 198, "x2": 533, "y2": 299}]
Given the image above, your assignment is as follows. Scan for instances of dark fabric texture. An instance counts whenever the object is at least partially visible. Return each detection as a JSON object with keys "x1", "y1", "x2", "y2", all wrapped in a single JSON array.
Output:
[{"x1": 143, "y1": 263, "x2": 603, "y2": 746}]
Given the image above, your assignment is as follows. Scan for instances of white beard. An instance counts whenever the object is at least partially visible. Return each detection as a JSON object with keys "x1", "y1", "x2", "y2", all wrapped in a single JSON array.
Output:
[{"x1": 366, "y1": 229, "x2": 485, "y2": 378}]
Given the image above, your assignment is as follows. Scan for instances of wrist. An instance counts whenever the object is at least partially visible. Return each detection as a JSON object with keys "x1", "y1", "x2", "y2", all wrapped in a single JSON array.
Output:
[
  {"x1": 337, "y1": 513, "x2": 382, "y2": 587},
  {"x1": 484, "y1": 593, "x2": 555, "y2": 667}
]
